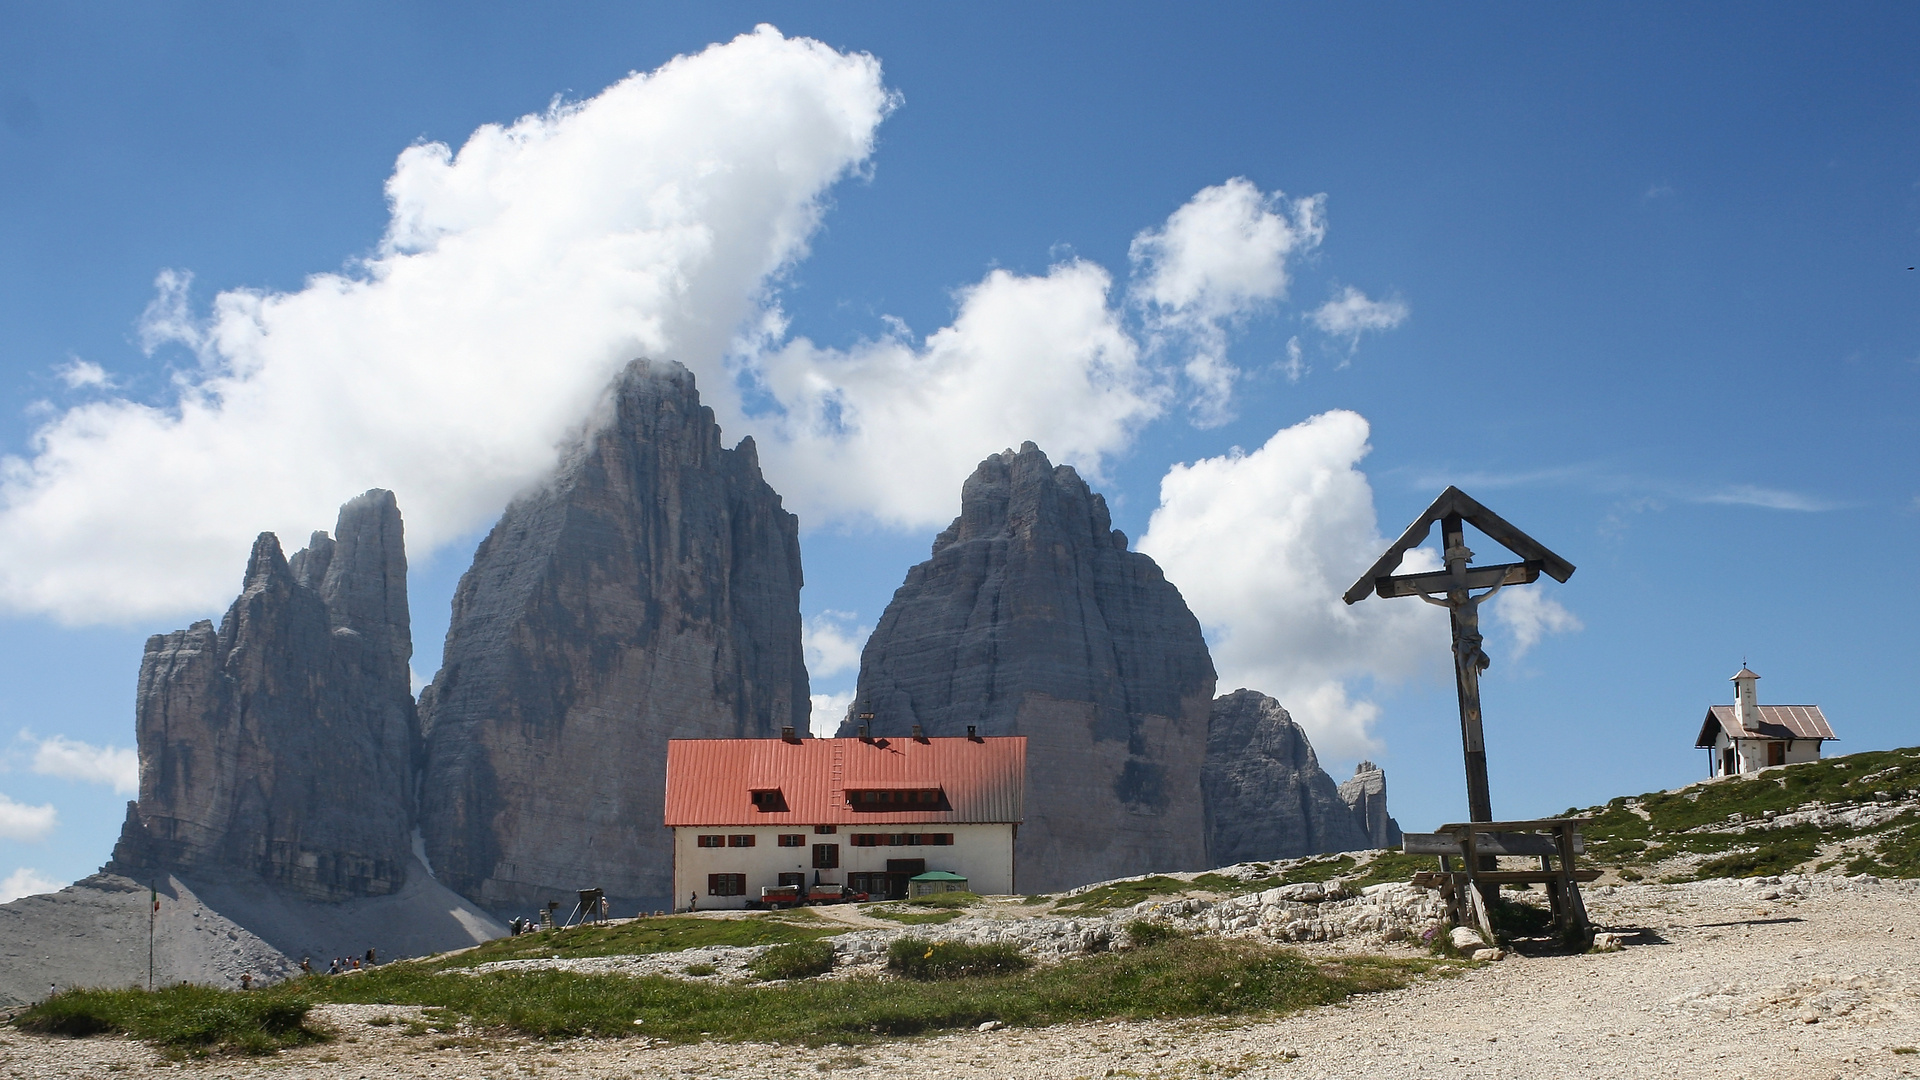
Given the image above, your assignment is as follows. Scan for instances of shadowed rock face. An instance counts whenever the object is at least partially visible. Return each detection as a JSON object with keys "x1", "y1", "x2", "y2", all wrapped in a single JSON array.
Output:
[
  {"x1": 107, "y1": 490, "x2": 417, "y2": 902},
  {"x1": 843, "y1": 442, "x2": 1216, "y2": 893},
  {"x1": 1338, "y1": 760, "x2": 1403, "y2": 849},
  {"x1": 417, "y1": 359, "x2": 808, "y2": 911},
  {"x1": 1203, "y1": 689, "x2": 1374, "y2": 865}
]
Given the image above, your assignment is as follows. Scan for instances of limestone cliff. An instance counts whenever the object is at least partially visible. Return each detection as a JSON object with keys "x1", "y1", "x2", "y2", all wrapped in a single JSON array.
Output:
[
  {"x1": 1338, "y1": 760, "x2": 1403, "y2": 849},
  {"x1": 844, "y1": 443, "x2": 1216, "y2": 893},
  {"x1": 1202, "y1": 689, "x2": 1374, "y2": 865},
  {"x1": 417, "y1": 359, "x2": 808, "y2": 910},
  {"x1": 107, "y1": 491, "x2": 417, "y2": 902}
]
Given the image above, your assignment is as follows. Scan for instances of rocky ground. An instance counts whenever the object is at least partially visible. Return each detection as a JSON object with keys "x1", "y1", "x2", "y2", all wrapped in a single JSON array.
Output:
[{"x1": 5, "y1": 872, "x2": 1916, "y2": 1079}]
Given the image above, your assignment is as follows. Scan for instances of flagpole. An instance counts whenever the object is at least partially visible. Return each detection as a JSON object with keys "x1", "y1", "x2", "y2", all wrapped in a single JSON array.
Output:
[{"x1": 148, "y1": 880, "x2": 156, "y2": 992}]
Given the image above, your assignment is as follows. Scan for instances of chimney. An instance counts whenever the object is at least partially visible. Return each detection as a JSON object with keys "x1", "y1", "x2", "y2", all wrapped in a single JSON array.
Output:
[
  {"x1": 912, "y1": 724, "x2": 927, "y2": 742},
  {"x1": 781, "y1": 726, "x2": 800, "y2": 744},
  {"x1": 966, "y1": 725, "x2": 980, "y2": 742},
  {"x1": 859, "y1": 725, "x2": 872, "y2": 743}
]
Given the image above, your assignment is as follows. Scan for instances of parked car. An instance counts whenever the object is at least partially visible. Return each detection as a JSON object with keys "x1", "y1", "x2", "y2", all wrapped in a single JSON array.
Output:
[
  {"x1": 750, "y1": 884, "x2": 802, "y2": 910},
  {"x1": 805, "y1": 883, "x2": 869, "y2": 905}
]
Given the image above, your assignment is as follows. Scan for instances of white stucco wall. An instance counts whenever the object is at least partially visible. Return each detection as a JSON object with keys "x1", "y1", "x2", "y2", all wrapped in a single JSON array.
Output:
[
  {"x1": 1708, "y1": 731, "x2": 1823, "y2": 776},
  {"x1": 672, "y1": 823, "x2": 1016, "y2": 910}
]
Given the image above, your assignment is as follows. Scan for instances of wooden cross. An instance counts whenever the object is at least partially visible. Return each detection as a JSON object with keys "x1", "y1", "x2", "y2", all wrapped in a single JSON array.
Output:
[{"x1": 1344, "y1": 487, "x2": 1575, "y2": 825}]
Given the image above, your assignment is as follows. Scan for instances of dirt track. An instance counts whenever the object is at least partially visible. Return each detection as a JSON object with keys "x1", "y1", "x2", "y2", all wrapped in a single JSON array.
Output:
[{"x1": 4, "y1": 875, "x2": 1917, "y2": 1079}]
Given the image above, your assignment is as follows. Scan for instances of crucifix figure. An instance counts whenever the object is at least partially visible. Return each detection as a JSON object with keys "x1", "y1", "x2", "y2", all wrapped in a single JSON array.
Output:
[{"x1": 1344, "y1": 487, "x2": 1575, "y2": 825}]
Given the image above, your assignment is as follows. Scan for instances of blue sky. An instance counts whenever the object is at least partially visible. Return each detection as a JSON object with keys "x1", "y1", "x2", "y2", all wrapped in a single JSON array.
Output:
[{"x1": 1, "y1": 4, "x2": 1915, "y2": 897}]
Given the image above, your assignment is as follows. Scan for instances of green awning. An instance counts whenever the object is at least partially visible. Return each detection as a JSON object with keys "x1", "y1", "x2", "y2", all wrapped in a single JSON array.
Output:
[{"x1": 909, "y1": 871, "x2": 968, "y2": 881}]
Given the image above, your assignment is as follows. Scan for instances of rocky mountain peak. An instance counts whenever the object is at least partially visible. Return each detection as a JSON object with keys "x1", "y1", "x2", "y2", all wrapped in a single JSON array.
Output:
[
  {"x1": 417, "y1": 358, "x2": 808, "y2": 911},
  {"x1": 846, "y1": 442, "x2": 1215, "y2": 892},
  {"x1": 1203, "y1": 689, "x2": 1374, "y2": 865},
  {"x1": 108, "y1": 490, "x2": 418, "y2": 902},
  {"x1": 1338, "y1": 759, "x2": 1403, "y2": 848}
]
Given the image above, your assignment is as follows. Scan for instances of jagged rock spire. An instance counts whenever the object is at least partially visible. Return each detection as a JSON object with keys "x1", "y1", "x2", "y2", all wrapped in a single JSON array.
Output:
[
  {"x1": 417, "y1": 359, "x2": 808, "y2": 909},
  {"x1": 109, "y1": 490, "x2": 417, "y2": 901},
  {"x1": 845, "y1": 442, "x2": 1216, "y2": 892}
]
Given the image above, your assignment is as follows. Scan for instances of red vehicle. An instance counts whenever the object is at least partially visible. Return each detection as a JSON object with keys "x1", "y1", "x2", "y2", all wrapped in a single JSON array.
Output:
[
  {"x1": 753, "y1": 884, "x2": 802, "y2": 909},
  {"x1": 806, "y1": 883, "x2": 869, "y2": 905}
]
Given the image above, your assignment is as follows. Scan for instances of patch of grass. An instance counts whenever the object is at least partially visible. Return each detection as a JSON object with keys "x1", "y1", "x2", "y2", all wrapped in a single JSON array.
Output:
[
  {"x1": 431, "y1": 914, "x2": 840, "y2": 969},
  {"x1": 1693, "y1": 835, "x2": 1821, "y2": 879},
  {"x1": 886, "y1": 938, "x2": 1030, "y2": 980},
  {"x1": 867, "y1": 908, "x2": 962, "y2": 926},
  {"x1": 1346, "y1": 852, "x2": 1436, "y2": 890},
  {"x1": 40, "y1": 938, "x2": 1454, "y2": 1051},
  {"x1": 365, "y1": 1014, "x2": 396, "y2": 1026},
  {"x1": 1020, "y1": 894, "x2": 1050, "y2": 905},
  {"x1": 906, "y1": 891, "x2": 980, "y2": 908},
  {"x1": 1847, "y1": 820, "x2": 1920, "y2": 878},
  {"x1": 1125, "y1": 920, "x2": 1186, "y2": 948},
  {"x1": 15, "y1": 986, "x2": 326, "y2": 1058},
  {"x1": 1054, "y1": 876, "x2": 1190, "y2": 912},
  {"x1": 1487, "y1": 895, "x2": 1553, "y2": 938},
  {"x1": 1558, "y1": 747, "x2": 1920, "y2": 880},
  {"x1": 682, "y1": 963, "x2": 717, "y2": 977},
  {"x1": 750, "y1": 941, "x2": 838, "y2": 981},
  {"x1": 1191, "y1": 856, "x2": 1358, "y2": 897}
]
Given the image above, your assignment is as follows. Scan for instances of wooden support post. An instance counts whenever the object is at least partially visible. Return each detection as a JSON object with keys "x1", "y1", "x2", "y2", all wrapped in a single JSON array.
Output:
[
  {"x1": 1555, "y1": 823, "x2": 1591, "y2": 943},
  {"x1": 1443, "y1": 513, "x2": 1494, "y2": 828}
]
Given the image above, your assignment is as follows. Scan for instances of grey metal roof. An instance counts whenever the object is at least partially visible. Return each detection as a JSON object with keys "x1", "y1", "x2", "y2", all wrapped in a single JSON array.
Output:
[{"x1": 1695, "y1": 704, "x2": 1836, "y2": 747}]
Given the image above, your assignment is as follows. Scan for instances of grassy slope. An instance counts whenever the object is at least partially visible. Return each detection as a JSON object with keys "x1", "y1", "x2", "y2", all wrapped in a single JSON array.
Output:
[
  {"x1": 1572, "y1": 746, "x2": 1920, "y2": 880},
  {"x1": 14, "y1": 935, "x2": 1452, "y2": 1053}
]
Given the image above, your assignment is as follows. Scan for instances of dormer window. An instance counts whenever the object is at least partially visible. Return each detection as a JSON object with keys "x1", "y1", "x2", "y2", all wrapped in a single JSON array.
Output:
[
  {"x1": 845, "y1": 788, "x2": 946, "y2": 809},
  {"x1": 750, "y1": 788, "x2": 787, "y2": 812}
]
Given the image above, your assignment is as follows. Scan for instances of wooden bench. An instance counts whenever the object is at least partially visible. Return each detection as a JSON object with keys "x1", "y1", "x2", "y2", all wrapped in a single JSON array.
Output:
[{"x1": 1403, "y1": 818, "x2": 1593, "y2": 945}]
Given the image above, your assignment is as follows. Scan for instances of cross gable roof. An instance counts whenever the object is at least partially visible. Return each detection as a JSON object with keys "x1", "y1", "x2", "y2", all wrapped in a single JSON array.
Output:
[{"x1": 1344, "y1": 486, "x2": 1576, "y2": 605}]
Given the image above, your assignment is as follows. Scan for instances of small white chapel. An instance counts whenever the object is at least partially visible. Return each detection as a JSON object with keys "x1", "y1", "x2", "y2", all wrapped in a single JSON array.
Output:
[{"x1": 1694, "y1": 666, "x2": 1836, "y2": 777}]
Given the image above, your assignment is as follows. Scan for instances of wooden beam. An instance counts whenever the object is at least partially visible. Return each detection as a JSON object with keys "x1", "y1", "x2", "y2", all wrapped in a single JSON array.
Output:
[
  {"x1": 1343, "y1": 486, "x2": 1576, "y2": 604},
  {"x1": 1373, "y1": 561, "x2": 1541, "y2": 599},
  {"x1": 1403, "y1": 829, "x2": 1585, "y2": 857}
]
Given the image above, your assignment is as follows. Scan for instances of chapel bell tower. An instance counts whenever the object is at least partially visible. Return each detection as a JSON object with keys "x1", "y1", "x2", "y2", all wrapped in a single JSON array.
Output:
[{"x1": 1731, "y1": 665, "x2": 1761, "y2": 728}]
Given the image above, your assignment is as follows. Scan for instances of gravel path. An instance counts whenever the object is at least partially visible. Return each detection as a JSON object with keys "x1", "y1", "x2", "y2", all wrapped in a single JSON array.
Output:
[{"x1": 4, "y1": 875, "x2": 1917, "y2": 1079}]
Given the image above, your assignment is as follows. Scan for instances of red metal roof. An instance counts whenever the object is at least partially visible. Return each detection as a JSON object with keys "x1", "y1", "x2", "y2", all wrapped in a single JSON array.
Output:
[
  {"x1": 1695, "y1": 704, "x2": 1837, "y2": 747},
  {"x1": 664, "y1": 736, "x2": 1025, "y2": 827}
]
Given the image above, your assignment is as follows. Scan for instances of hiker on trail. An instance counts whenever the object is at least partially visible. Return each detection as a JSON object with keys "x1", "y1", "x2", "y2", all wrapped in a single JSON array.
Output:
[
  {"x1": 365, "y1": 947, "x2": 377, "y2": 966},
  {"x1": 240, "y1": 973, "x2": 253, "y2": 991},
  {"x1": 328, "y1": 959, "x2": 341, "y2": 975},
  {"x1": 689, "y1": 891, "x2": 697, "y2": 912},
  {"x1": 300, "y1": 957, "x2": 312, "y2": 975}
]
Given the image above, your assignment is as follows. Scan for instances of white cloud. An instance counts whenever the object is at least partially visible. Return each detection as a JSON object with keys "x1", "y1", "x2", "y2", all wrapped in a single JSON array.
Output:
[
  {"x1": 0, "y1": 29, "x2": 1368, "y2": 626},
  {"x1": 31, "y1": 734, "x2": 139, "y2": 795},
  {"x1": 0, "y1": 26, "x2": 892, "y2": 624},
  {"x1": 802, "y1": 610, "x2": 869, "y2": 679},
  {"x1": 1129, "y1": 178, "x2": 1325, "y2": 426},
  {"x1": 1310, "y1": 285, "x2": 1408, "y2": 350},
  {"x1": 0, "y1": 793, "x2": 57, "y2": 842},
  {"x1": 55, "y1": 360, "x2": 112, "y2": 390},
  {"x1": 0, "y1": 866, "x2": 63, "y2": 903},
  {"x1": 1491, "y1": 588, "x2": 1583, "y2": 659},
  {"x1": 809, "y1": 690, "x2": 854, "y2": 739},
  {"x1": 1138, "y1": 410, "x2": 1444, "y2": 759},
  {"x1": 749, "y1": 260, "x2": 1162, "y2": 528},
  {"x1": 1280, "y1": 336, "x2": 1306, "y2": 383},
  {"x1": 1697, "y1": 485, "x2": 1833, "y2": 512}
]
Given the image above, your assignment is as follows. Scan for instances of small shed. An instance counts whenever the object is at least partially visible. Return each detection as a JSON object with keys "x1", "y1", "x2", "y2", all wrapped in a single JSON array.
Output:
[
  {"x1": 908, "y1": 870, "x2": 969, "y2": 897},
  {"x1": 1695, "y1": 667, "x2": 1836, "y2": 777}
]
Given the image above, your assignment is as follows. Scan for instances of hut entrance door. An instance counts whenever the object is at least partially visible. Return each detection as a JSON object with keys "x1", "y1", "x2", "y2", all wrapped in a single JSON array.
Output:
[{"x1": 884, "y1": 859, "x2": 926, "y2": 901}]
